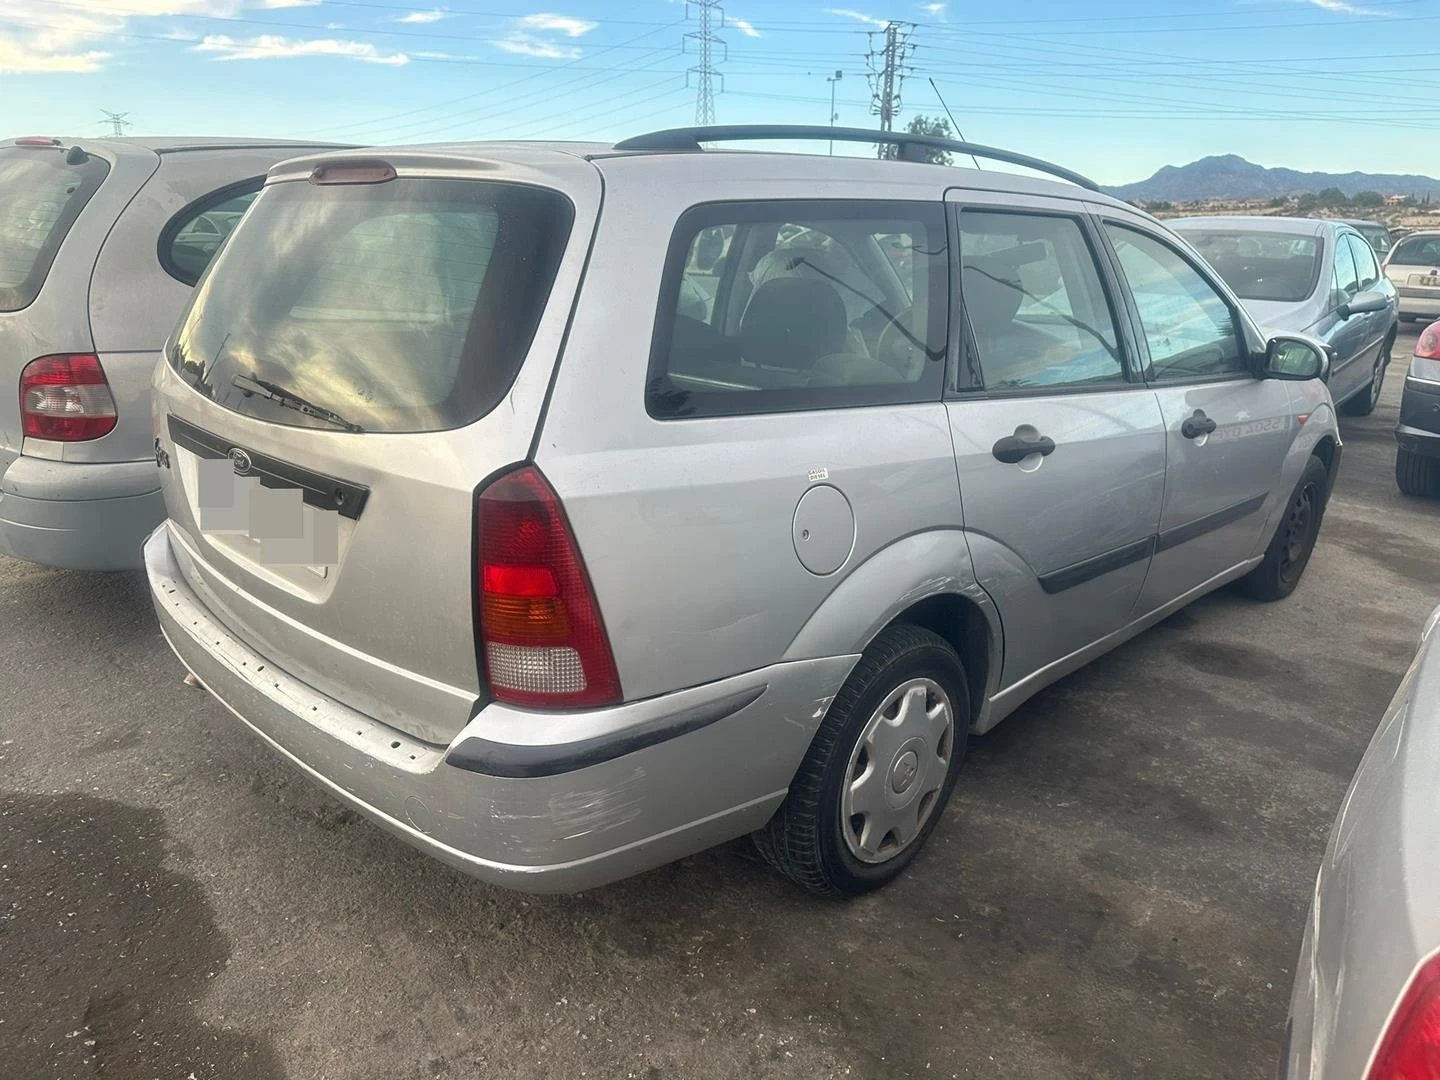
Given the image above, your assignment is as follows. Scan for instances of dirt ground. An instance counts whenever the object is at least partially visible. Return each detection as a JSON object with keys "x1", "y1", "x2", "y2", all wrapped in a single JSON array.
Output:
[{"x1": 1, "y1": 326, "x2": 1436, "y2": 1080}]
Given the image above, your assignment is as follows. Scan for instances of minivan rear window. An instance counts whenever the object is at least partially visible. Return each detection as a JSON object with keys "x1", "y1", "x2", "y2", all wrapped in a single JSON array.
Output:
[
  {"x1": 0, "y1": 146, "x2": 110, "y2": 312},
  {"x1": 167, "y1": 177, "x2": 574, "y2": 434}
]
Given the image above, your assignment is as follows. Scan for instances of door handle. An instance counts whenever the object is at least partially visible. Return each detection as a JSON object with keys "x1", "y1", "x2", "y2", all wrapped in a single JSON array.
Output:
[
  {"x1": 1181, "y1": 410, "x2": 1218, "y2": 439},
  {"x1": 991, "y1": 431, "x2": 1057, "y2": 464}
]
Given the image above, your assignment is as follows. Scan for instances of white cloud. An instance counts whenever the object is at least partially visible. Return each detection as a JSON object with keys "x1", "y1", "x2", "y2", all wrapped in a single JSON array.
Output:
[
  {"x1": 825, "y1": 8, "x2": 888, "y2": 28},
  {"x1": 397, "y1": 8, "x2": 446, "y2": 22},
  {"x1": 1301, "y1": 0, "x2": 1387, "y2": 12},
  {"x1": 732, "y1": 17, "x2": 760, "y2": 37},
  {"x1": 919, "y1": 2, "x2": 946, "y2": 13},
  {"x1": 0, "y1": 0, "x2": 241, "y2": 75},
  {"x1": 195, "y1": 33, "x2": 409, "y2": 64},
  {"x1": 259, "y1": 0, "x2": 323, "y2": 7},
  {"x1": 517, "y1": 13, "x2": 597, "y2": 37},
  {"x1": 493, "y1": 34, "x2": 580, "y2": 59}
]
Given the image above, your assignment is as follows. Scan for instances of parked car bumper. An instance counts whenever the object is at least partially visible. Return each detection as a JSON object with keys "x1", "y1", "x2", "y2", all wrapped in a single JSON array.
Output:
[
  {"x1": 145, "y1": 523, "x2": 855, "y2": 893},
  {"x1": 0, "y1": 452, "x2": 163, "y2": 570},
  {"x1": 1397, "y1": 377, "x2": 1440, "y2": 458},
  {"x1": 1396, "y1": 293, "x2": 1440, "y2": 319}
]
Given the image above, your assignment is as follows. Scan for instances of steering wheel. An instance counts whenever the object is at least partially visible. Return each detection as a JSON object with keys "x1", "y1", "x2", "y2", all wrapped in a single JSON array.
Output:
[{"x1": 876, "y1": 307, "x2": 929, "y2": 382}]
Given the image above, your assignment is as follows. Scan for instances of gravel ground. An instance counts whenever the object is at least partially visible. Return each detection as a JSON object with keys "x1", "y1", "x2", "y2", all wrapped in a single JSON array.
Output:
[{"x1": 1, "y1": 327, "x2": 1436, "y2": 1080}]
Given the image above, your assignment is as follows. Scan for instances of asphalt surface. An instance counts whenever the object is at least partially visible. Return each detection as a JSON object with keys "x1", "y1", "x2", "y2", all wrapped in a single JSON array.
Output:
[{"x1": 2, "y1": 329, "x2": 1437, "y2": 1080}]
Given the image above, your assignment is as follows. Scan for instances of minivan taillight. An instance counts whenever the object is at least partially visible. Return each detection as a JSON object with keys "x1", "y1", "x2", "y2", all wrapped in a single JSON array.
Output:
[
  {"x1": 19, "y1": 354, "x2": 117, "y2": 441},
  {"x1": 477, "y1": 466, "x2": 621, "y2": 709},
  {"x1": 1367, "y1": 954, "x2": 1440, "y2": 1080}
]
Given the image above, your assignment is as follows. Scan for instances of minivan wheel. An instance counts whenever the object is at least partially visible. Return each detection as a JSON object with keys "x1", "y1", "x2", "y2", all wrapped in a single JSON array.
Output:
[
  {"x1": 1238, "y1": 455, "x2": 1329, "y2": 602},
  {"x1": 1343, "y1": 336, "x2": 1392, "y2": 417},
  {"x1": 1396, "y1": 447, "x2": 1440, "y2": 497},
  {"x1": 753, "y1": 624, "x2": 969, "y2": 897}
]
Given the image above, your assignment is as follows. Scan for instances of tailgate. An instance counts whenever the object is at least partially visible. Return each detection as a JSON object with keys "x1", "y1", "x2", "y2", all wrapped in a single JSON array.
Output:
[{"x1": 152, "y1": 149, "x2": 601, "y2": 745}]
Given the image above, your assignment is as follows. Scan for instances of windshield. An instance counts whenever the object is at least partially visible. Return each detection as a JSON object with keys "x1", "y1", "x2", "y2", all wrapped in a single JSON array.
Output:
[
  {"x1": 1178, "y1": 228, "x2": 1321, "y2": 303},
  {"x1": 1353, "y1": 224, "x2": 1390, "y2": 252},
  {"x1": 167, "y1": 177, "x2": 573, "y2": 434},
  {"x1": 0, "y1": 146, "x2": 109, "y2": 312}
]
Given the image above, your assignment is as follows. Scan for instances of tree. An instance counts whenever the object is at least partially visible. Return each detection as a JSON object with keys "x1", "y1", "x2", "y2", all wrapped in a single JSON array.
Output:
[
  {"x1": 1352, "y1": 190, "x2": 1384, "y2": 208},
  {"x1": 1316, "y1": 186, "x2": 1349, "y2": 207},
  {"x1": 1268, "y1": 195, "x2": 1289, "y2": 208},
  {"x1": 903, "y1": 115, "x2": 953, "y2": 165}
]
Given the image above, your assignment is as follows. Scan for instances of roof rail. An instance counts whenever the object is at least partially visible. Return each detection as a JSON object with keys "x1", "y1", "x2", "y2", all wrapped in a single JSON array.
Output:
[{"x1": 611, "y1": 125, "x2": 1099, "y2": 192}]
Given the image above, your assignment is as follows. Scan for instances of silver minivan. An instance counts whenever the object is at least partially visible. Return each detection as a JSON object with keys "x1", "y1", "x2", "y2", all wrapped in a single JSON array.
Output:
[
  {"x1": 0, "y1": 136, "x2": 342, "y2": 570},
  {"x1": 144, "y1": 127, "x2": 1339, "y2": 896}
]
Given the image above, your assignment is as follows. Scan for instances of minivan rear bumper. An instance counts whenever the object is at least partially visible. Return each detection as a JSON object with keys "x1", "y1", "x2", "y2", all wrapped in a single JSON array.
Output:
[
  {"x1": 145, "y1": 523, "x2": 854, "y2": 893},
  {"x1": 0, "y1": 454, "x2": 162, "y2": 570}
]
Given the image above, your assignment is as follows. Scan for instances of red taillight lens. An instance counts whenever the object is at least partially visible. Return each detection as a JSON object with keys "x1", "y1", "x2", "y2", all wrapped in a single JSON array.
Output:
[
  {"x1": 477, "y1": 466, "x2": 621, "y2": 708},
  {"x1": 1368, "y1": 955, "x2": 1440, "y2": 1080},
  {"x1": 1416, "y1": 322, "x2": 1440, "y2": 360},
  {"x1": 19, "y1": 354, "x2": 117, "y2": 441}
]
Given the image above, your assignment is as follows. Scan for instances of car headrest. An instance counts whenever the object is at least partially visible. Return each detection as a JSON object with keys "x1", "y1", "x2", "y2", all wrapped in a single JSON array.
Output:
[
  {"x1": 739, "y1": 277, "x2": 850, "y2": 372},
  {"x1": 962, "y1": 258, "x2": 1025, "y2": 327}
]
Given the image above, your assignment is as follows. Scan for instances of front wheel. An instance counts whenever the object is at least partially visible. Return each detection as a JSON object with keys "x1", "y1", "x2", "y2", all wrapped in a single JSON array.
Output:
[
  {"x1": 753, "y1": 624, "x2": 969, "y2": 897},
  {"x1": 1238, "y1": 456, "x2": 1328, "y2": 602},
  {"x1": 1343, "y1": 336, "x2": 1392, "y2": 417}
]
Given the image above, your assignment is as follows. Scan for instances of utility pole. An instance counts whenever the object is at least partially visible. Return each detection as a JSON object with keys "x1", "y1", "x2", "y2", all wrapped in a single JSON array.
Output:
[
  {"x1": 685, "y1": 0, "x2": 725, "y2": 127},
  {"x1": 867, "y1": 21, "x2": 914, "y2": 159},
  {"x1": 826, "y1": 70, "x2": 843, "y2": 155},
  {"x1": 99, "y1": 110, "x2": 131, "y2": 137}
]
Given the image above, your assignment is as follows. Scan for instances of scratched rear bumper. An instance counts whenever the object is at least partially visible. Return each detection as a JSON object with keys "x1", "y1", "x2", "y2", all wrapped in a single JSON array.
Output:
[{"x1": 145, "y1": 523, "x2": 855, "y2": 893}]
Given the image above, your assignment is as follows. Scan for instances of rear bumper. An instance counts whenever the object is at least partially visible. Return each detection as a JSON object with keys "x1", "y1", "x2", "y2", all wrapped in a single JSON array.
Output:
[
  {"x1": 145, "y1": 523, "x2": 855, "y2": 893},
  {"x1": 0, "y1": 454, "x2": 162, "y2": 570},
  {"x1": 1397, "y1": 294, "x2": 1440, "y2": 319}
]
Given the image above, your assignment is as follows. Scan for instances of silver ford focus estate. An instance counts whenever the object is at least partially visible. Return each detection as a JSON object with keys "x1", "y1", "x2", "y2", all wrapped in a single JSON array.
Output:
[{"x1": 145, "y1": 127, "x2": 1339, "y2": 896}]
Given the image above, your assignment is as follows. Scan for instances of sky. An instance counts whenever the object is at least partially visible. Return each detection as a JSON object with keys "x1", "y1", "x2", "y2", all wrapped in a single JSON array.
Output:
[{"x1": 4, "y1": 0, "x2": 1438, "y2": 186}]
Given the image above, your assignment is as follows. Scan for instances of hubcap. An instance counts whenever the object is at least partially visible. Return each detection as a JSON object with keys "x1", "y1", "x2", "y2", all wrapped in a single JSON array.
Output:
[{"x1": 841, "y1": 678, "x2": 954, "y2": 864}]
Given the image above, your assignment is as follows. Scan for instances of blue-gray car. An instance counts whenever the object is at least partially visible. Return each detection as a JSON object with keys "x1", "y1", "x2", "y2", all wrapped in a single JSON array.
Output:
[{"x1": 1173, "y1": 216, "x2": 1399, "y2": 416}]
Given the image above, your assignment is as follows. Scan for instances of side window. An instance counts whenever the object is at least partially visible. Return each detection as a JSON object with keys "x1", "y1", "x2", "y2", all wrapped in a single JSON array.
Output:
[
  {"x1": 647, "y1": 201, "x2": 948, "y2": 419},
  {"x1": 1332, "y1": 234, "x2": 1359, "y2": 307},
  {"x1": 1104, "y1": 224, "x2": 1248, "y2": 381},
  {"x1": 162, "y1": 185, "x2": 261, "y2": 285},
  {"x1": 957, "y1": 210, "x2": 1124, "y2": 391},
  {"x1": 1347, "y1": 234, "x2": 1380, "y2": 290}
]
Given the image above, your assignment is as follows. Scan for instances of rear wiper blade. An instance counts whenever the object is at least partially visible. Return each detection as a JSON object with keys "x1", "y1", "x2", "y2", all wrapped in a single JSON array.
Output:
[{"x1": 231, "y1": 374, "x2": 363, "y2": 433}]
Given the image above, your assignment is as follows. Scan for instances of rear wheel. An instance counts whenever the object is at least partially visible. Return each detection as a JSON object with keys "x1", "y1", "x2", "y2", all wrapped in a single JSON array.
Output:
[
  {"x1": 1396, "y1": 447, "x2": 1440, "y2": 497},
  {"x1": 1239, "y1": 456, "x2": 1328, "y2": 602},
  {"x1": 754, "y1": 624, "x2": 969, "y2": 897},
  {"x1": 1343, "y1": 334, "x2": 1393, "y2": 417}
]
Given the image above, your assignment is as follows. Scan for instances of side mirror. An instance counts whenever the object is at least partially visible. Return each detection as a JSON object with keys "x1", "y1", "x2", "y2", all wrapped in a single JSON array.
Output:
[
  {"x1": 1338, "y1": 290, "x2": 1389, "y2": 319},
  {"x1": 1262, "y1": 335, "x2": 1328, "y2": 381}
]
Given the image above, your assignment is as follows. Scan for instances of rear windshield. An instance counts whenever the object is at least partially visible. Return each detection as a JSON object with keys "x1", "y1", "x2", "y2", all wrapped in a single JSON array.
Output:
[
  {"x1": 0, "y1": 146, "x2": 110, "y2": 312},
  {"x1": 1353, "y1": 224, "x2": 1390, "y2": 253},
  {"x1": 167, "y1": 177, "x2": 574, "y2": 434},
  {"x1": 1178, "y1": 229, "x2": 1321, "y2": 303},
  {"x1": 1390, "y1": 235, "x2": 1440, "y2": 267}
]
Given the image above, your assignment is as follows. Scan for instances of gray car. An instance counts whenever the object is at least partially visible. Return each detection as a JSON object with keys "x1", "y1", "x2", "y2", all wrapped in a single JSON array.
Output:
[
  {"x1": 1282, "y1": 603, "x2": 1440, "y2": 1080},
  {"x1": 1384, "y1": 229, "x2": 1440, "y2": 325},
  {"x1": 144, "y1": 126, "x2": 1338, "y2": 895},
  {"x1": 1173, "y1": 216, "x2": 1399, "y2": 417},
  {"x1": 0, "y1": 135, "x2": 344, "y2": 571}
]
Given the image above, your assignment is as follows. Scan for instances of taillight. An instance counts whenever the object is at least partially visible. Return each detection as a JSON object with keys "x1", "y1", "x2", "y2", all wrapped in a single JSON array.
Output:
[
  {"x1": 477, "y1": 466, "x2": 621, "y2": 709},
  {"x1": 19, "y1": 354, "x2": 117, "y2": 441},
  {"x1": 1416, "y1": 322, "x2": 1440, "y2": 360},
  {"x1": 1367, "y1": 954, "x2": 1440, "y2": 1080}
]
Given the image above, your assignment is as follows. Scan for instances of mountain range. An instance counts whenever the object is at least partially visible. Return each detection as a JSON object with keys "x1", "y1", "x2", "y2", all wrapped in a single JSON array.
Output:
[{"x1": 1105, "y1": 154, "x2": 1440, "y2": 202}]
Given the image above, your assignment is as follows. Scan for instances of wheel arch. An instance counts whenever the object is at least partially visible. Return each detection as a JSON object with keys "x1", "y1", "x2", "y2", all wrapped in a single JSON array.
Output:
[{"x1": 782, "y1": 529, "x2": 1002, "y2": 729}]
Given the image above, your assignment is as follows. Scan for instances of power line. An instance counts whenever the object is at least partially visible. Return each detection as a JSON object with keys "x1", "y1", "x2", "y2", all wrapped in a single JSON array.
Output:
[
  {"x1": 685, "y1": 0, "x2": 724, "y2": 126},
  {"x1": 98, "y1": 110, "x2": 131, "y2": 137}
]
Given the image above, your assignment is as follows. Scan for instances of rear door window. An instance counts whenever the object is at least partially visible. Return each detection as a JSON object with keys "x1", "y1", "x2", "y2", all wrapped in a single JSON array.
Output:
[
  {"x1": 957, "y1": 209, "x2": 1126, "y2": 391},
  {"x1": 0, "y1": 146, "x2": 110, "y2": 312},
  {"x1": 647, "y1": 200, "x2": 948, "y2": 419},
  {"x1": 167, "y1": 178, "x2": 574, "y2": 434}
]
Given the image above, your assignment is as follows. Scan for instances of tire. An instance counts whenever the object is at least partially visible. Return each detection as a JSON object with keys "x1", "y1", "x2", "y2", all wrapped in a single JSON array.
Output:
[
  {"x1": 1342, "y1": 334, "x2": 1393, "y2": 417},
  {"x1": 1396, "y1": 447, "x2": 1440, "y2": 497},
  {"x1": 1239, "y1": 455, "x2": 1329, "y2": 602},
  {"x1": 753, "y1": 624, "x2": 970, "y2": 897}
]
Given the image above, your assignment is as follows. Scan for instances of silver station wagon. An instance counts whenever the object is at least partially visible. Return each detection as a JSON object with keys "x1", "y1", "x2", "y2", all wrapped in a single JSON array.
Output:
[{"x1": 145, "y1": 126, "x2": 1338, "y2": 895}]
